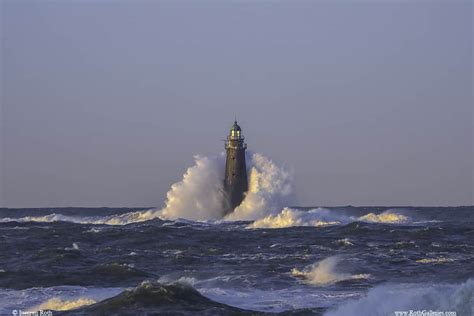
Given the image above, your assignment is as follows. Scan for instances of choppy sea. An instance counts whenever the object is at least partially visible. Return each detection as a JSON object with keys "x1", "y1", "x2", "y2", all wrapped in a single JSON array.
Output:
[{"x1": 0, "y1": 206, "x2": 472, "y2": 315}]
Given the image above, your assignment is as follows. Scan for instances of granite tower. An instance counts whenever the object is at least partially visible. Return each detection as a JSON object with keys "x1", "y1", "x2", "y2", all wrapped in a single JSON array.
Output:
[{"x1": 223, "y1": 121, "x2": 248, "y2": 215}]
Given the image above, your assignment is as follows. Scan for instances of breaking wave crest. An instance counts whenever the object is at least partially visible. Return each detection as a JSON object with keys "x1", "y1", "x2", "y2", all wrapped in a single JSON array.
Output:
[
  {"x1": 0, "y1": 152, "x2": 293, "y2": 225},
  {"x1": 0, "y1": 210, "x2": 158, "y2": 225},
  {"x1": 65, "y1": 280, "x2": 249, "y2": 314},
  {"x1": 225, "y1": 153, "x2": 293, "y2": 221},
  {"x1": 250, "y1": 207, "x2": 346, "y2": 229},
  {"x1": 416, "y1": 257, "x2": 455, "y2": 264},
  {"x1": 158, "y1": 152, "x2": 293, "y2": 221},
  {"x1": 324, "y1": 278, "x2": 474, "y2": 316},
  {"x1": 291, "y1": 256, "x2": 369, "y2": 285},
  {"x1": 250, "y1": 208, "x2": 410, "y2": 229},
  {"x1": 159, "y1": 154, "x2": 227, "y2": 221},
  {"x1": 0, "y1": 152, "x2": 408, "y2": 227},
  {"x1": 358, "y1": 211, "x2": 408, "y2": 224},
  {"x1": 30, "y1": 297, "x2": 96, "y2": 312}
]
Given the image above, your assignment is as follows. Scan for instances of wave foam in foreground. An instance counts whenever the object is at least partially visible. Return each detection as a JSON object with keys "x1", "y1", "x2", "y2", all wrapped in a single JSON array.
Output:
[
  {"x1": 250, "y1": 208, "x2": 409, "y2": 229},
  {"x1": 324, "y1": 278, "x2": 474, "y2": 316},
  {"x1": 291, "y1": 256, "x2": 369, "y2": 285}
]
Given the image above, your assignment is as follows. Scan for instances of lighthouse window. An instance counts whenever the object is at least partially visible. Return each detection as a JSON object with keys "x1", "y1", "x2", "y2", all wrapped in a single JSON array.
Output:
[
  {"x1": 236, "y1": 131, "x2": 240, "y2": 137},
  {"x1": 232, "y1": 156, "x2": 235, "y2": 160}
]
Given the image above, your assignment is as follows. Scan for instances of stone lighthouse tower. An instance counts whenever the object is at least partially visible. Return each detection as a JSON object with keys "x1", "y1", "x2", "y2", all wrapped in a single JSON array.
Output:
[{"x1": 223, "y1": 120, "x2": 248, "y2": 215}]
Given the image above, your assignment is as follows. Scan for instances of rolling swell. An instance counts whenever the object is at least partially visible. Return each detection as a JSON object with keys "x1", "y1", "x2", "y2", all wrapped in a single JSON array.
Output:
[
  {"x1": 325, "y1": 278, "x2": 474, "y2": 316},
  {"x1": 58, "y1": 281, "x2": 259, "y2": 315},
  {"x1": 1, "y1": 206, "x2": 472, "y2": 314},
  {"x1": 0, "y1": 264, "x2": 154, "y2": 290}
]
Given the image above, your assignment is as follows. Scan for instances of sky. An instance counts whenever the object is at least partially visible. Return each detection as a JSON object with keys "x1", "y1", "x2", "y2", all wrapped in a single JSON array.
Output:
[{"x1": 1, "y1": 0, "x2": 472, "y2": 208}]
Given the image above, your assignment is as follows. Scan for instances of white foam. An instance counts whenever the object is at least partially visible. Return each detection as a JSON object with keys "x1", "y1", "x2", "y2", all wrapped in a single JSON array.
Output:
[
  {"x1": 159, "y1": 276, "x2": 199, "y2": 286},
  {"x1": 0, "y1": 286, "x2": 123, "y2": 314},
  {"x1": 324, "y1": 278, "x2": 474, "y2": 316},
  {"x1": 358, "y1": 210, "x2": 409, "y2": 224},
  {"x1": 0, "y1": 210, "x2": 158, "y2": 225},
  {"x1": 250, "y1": 207, "x2": 346, "y2": 229},
  {"x1": 416, "y1": 257, "x2": 455, "y2": 264},
  {"x1": 334, "y1": 238, "x2": 354, "y2": 247},
  {"x1": 159, "y1": 152, "x2": 293, "y2": 221},
  {"x1": 0, "y1": 155, "x2": 409, "y2": 228},
  {"x1": 225, "y1": 153, "x2": 293, "y2": 221},
  {"x1": 29, "y1": 297, "x2": 96, "y2": 311},
  {"x1": 0, "y1": 152, "x2": 293, "y2": 225},
  {"x1": 249, "y1": 208, "x2": 410, "y2": 229},
  {"x1": 64, "y1": 242, "x2": 80, "y2": 251},
  {"x1": 158, "y1": 154, "x2": 227, "y2": 221},
  {"x1": 159, "y1": 274, "x2": 363, "y2": 313},
  {"x1": 291, "y1": 257, "x2": 369, "y2": 285},
  {"x1": 199, "y1": 286, "x2": 361, "y2": 312},
  {"x1": 85, "y1": 227, "x2": 103, "y2": 233}
]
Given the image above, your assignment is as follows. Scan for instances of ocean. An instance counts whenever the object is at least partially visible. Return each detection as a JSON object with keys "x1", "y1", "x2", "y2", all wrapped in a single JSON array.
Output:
[
  {"x1": 0, "y1": 153, "x2": 472, "y2": 315},
  {"x1": 0, "y1": 206, "x2": 472, "y2": 315}
]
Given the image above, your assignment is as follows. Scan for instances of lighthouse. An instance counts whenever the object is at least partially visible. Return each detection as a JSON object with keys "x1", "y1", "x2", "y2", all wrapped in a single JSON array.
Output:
[{"x1": 223, "y1": 120, "x2": 248, "y2": 215}]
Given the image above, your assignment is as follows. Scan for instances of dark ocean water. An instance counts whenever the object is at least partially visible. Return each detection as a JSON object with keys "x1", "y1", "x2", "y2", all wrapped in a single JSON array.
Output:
[{"x1": 0, "y1": 206, "x2": 472, "y2": 315}]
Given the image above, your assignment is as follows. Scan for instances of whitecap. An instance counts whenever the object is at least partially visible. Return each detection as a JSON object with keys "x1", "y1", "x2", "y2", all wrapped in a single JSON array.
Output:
[
  {"x1": 29, "y1": 297, "x2": 96, "y2": 311},
  {"x1": 325, "y1": 278, "x2": 474, "y2": 316},
  {"x1": 357, "y1": 210, "x2": 409, "y2": 224},
  {"x1": 291, "y1": 256, "x2": 369, "y2": 285},
  {"x1": 416, "y1": 257, "x2": 455, "y2": 264},
  {"x1": 249, "y1": 207, "x2": 347, "y2": 229},
  {"x1": 0, "y1": 286, "x2": 123, "y2": 314},
  {"x1": 334, "y1": 238, "x2": 354, "y2": 247}
]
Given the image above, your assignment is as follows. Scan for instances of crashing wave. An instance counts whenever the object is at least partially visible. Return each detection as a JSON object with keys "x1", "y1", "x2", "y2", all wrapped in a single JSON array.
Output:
[
  {"x1": 324, "y1": 278, "x2": 474, "y2": 316},
  {"x1": 358, "y1": 211, "x2": 409, "y2": 224},
  {"x1": 250, "y1": 208, "x2": 410, "y2": 229},
  {"x1": 225, "y1": 153, "x2": 293, "y2": 221},
  {"x1": 158, "y1": 154, "x2": 228, "y2": 221},
  {"x1": 291, "y1": 256, "x2": 369, "y2": 285},
  {"x1": 0, "y1": 152, "x2": 410, "y2": 228},
  {"x1": 160, "y1": 152, "x2": 293, "y2": 221},
  {"x1": 250, "y1": 207, "x2": 346, "y2": 229},
  {"x1": 30, "y1": 297, "x2": 96, "y2": 312},
  {"x1": 0, "y1": 152, "x2": 293, "y2": 225}
]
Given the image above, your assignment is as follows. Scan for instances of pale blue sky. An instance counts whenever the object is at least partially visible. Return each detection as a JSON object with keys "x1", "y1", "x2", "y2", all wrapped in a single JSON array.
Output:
[{"x1": 1, "y1": 0, "x2": 472, "y2": 207}]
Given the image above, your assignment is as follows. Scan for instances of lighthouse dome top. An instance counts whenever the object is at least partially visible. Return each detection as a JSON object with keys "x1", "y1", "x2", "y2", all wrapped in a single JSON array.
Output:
[
  {"x1": 231, "y1": 121, "x2": 242, "y2": 131},
  {"x1": 226, "y1": 119, "x2": 246, "y2": 148}
]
